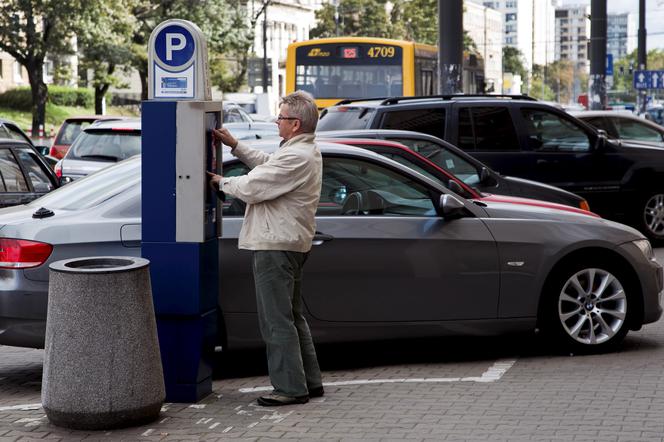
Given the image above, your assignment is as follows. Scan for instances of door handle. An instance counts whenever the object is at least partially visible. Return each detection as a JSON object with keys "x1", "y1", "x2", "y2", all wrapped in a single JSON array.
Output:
[{"x1": 312, "y1": 232, "x2": 334, "y2": 246}]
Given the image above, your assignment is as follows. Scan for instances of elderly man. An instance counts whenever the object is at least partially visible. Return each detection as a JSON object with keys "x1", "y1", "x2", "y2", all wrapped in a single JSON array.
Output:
[{"x1": 208, "y1": 91, "x2": 324, "y2": 406}]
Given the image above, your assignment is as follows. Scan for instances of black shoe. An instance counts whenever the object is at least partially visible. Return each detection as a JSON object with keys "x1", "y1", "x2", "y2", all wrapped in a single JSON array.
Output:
[
  {"x1": 257, "y1": 393, "x2": 309, "y2": 406},
  {"x1": 309, "y1": 386, "x2": 324, "y2": 398}
]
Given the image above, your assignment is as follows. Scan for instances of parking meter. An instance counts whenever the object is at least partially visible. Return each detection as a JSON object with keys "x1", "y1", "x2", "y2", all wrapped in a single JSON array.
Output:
[{"x1": 142, "y1": 19, "x2": 221, "y2": 402}]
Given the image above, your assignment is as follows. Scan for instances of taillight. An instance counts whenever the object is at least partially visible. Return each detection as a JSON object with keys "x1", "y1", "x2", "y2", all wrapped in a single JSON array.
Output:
[
  {"x1": 49, "y1": 146, "x2": 57, "y2": 157},
  {"x1": 54, "y1": 162, "x2": 62, "y2": 178},
  {"x1": 0, "y1": 238, "x2": 53, "y2": 269},
  {"x1": 580, "y1": 200, "x2": 591, "y2": 212}
]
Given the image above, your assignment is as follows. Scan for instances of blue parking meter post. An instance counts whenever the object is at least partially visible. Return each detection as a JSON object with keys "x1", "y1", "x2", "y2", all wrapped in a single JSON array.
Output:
[{"x1": 142, "y1": 20, "x2": 222, "y2": 403}]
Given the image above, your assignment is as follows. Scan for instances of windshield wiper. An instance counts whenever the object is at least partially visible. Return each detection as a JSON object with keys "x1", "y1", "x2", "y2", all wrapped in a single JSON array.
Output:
[{"x1": 78, "y1": 154, "x2": 121, "y2": 162}]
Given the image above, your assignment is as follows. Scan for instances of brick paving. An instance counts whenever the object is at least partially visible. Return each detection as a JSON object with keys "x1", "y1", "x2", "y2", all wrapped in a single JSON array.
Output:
[{"x1": 1, "y1": 253, "x2": 664, "y2": 440}]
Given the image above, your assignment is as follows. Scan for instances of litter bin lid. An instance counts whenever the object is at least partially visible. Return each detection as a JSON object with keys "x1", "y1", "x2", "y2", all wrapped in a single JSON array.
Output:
[{"x1": 49, "y1": 256, "x2": 150, "y2": 274}]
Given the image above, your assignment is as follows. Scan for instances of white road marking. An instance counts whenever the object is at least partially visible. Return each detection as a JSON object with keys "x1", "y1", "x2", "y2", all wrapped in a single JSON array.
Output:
[
  {"x1": 209, "y1": 422, "x2": 220, "y2": 429},
  {"x1": 141, "y1": 429, "x2": 154, "y2": 436},
  {"x1": 188, "y1": 404, "x2": 206, "y2": 409},
  {"x1": 159, "y1": 417, "x2": 170, "y2": 424},
  {"x1": 222, "y1": 426, "x2": 233, "y2": 433},
  {"x1": 238, "y1": 359, "x2": 518, "y2": 393},
  {"x1": 0, "y1": 403, "x2": 42, "y2": 411}
]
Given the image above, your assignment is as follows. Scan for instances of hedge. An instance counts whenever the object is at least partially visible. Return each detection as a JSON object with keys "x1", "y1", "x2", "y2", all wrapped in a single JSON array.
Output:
[{"x1": 0, "y1": 86, "x2": 96, "y2": 110}]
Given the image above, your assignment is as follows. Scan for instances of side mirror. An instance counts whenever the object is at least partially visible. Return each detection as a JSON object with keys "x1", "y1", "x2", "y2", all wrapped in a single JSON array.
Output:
[
  {"x1": 479, "y1": 167, "x2": 498, "y2": 186},
  {"x1": 594, "y1": 129, "x2": 608, "y2": 151},
  {"x1": 59, "y1": 176, "x2": 73, "y2": 186},
  {"x1": 447, "y1": 179, "x2": 464, "y2": 195},
  {"x1": 36, "y1": 145, "x2": 50, "y2": 156},
  {"x1": 438, "y1": 194, "x2": 466, "y2": 220}
]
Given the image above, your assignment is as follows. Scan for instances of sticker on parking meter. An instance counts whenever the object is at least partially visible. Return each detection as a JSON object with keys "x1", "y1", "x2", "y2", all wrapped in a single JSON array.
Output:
[{"x1": 153, "y1": 25, "x2": 196, "y2": 98}]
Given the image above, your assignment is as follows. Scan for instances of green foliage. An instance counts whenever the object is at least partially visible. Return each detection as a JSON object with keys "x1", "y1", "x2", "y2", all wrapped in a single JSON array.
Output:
[
  {"x1": 613, "y1": 49, "x2": 664, "y2": 95},
  {"x1": 503, "y1": 47, "x2": 527, "y2": 79},
  {"x1": 0, "y1": 87, "x2": 94, "y2": 110},
  {"x1": 311, "y1": 0, "x2": 395, "y2": 39}
]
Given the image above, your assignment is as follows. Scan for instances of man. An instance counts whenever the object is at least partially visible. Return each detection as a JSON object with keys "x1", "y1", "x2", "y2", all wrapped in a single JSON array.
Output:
[{"x1": 208, "y1": 91, "x2": 324, "y2": 406}]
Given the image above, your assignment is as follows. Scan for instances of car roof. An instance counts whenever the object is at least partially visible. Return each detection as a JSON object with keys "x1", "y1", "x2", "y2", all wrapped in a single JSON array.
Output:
[
  {"x1": 570, "y1": 110, "x2": 635, "y2": 118},
  {"x1": 85, "y1": 118, "x2": 141, "y2": 131},
  {"x1": 328, "y1": 94, "x2": 539, "y2": 108},
  {"x1": 63, "y1": 115, "x2": 126, "y2": 122}
]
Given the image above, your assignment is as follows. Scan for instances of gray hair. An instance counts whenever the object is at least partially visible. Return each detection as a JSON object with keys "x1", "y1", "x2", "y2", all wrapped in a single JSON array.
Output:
[{"x1": 280, "y1": 90, "x2": 319, "y2": 133}]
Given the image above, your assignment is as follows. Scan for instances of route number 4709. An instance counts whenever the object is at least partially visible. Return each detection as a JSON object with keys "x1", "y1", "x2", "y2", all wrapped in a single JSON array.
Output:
[{"x1": 367, "y1": 46, "x2": 395, "y2": 58}]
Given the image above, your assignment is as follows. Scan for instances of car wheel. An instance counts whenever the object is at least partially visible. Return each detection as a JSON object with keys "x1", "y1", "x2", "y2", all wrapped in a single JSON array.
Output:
[
  {"x1": 640, "y1": 192, "x2": 664, "y2": 244},
  {"x1": 544, "y1": 261, "x2": 631, "y2": 353}
]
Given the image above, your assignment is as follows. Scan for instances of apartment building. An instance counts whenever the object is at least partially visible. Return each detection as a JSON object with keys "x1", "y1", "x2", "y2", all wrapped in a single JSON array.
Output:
[
  {"x1": 554, "y1": 3, "x2": 591, "y2": 73},
  {"x1": 464, "y1": 0, "x2": 504, "y2": 92},
  {"x1": 607, "y1": 12, "x2": 636, "y2": 61}
]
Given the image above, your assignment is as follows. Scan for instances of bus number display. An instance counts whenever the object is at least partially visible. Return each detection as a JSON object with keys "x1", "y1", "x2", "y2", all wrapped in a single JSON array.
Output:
[{"x1": 367, "y1": 46, "x2": 396, "y2": 58}]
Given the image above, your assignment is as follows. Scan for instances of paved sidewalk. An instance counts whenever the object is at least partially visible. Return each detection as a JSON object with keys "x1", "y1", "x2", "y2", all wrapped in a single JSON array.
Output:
[{"x1": 1, "y1": 321, "x2": 664, "y2": 441}]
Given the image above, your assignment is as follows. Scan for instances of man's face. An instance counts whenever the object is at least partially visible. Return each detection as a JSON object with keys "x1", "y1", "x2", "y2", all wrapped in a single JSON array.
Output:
[{"x1": 276, "y1": 104, "x2": 300, "y2": 140}]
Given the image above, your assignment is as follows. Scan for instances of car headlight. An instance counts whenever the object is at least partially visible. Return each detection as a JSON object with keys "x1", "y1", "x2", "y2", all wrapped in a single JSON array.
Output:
[{"x1": 633, "y1": 239, "x2": 655, "y2": 260}]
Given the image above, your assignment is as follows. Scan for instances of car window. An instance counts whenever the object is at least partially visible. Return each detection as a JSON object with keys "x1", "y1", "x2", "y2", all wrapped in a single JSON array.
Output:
[
  {"x1": 14, "y1": 149, "x2": 55, "y2": 192},
  {"x1": 317, "y1": 107, "x2": 376, "y2": 131},
  {"x1": 222, "y1": 157, "x2": 437, "y2": 217},
  {"x1": 4, "y1": 123, "x2": 31, "y2": 143},
  {"x1": 55, "y1": 120, "x2": 93, "y2": 145},
  {"x1": 0, "y1": 125, "x2": 11, "y2": 140},
  {"x1": 236, "y1": 107, "x2": 252, "y2": 123},
  {"x1": 320, "y1": 157, "x2": 436, "y2": 217},
  {"x1": 521, "y1": 108, "x2": 591, "y2": 152},
  {"x1": 389, "y1": 138, "x2": 480, "y2": 185},
  {"x1": 68, "y1": 130, "x2": 141, "y2": 162},
  {"x1": 221, "y1": 163, "x2": 250, "y2": 216},
  {"x1": 27, "y1": 158, "x2": 140, "y2": 210},
  {"x1": 613, "y1": 118, "x2": 664, "y2": 142},
  {"x1": 224, "y1": 109, "x2": 245, "y2": 123},
  {"x1": 458, "y1": 107, "x2": 519, "y2": 152},
  {"x1": 583, "y1": 117, "x2": 617, "y2": 137},
  {"x1": 380, "y1": 108, "x2": 445, "y2": 140},
  {"x1": 0, "y1": 149, "x2": 29, "y2": 192}
]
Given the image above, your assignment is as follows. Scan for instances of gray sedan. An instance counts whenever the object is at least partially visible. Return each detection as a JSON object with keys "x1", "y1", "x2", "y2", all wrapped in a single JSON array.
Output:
[{"x1": 0, "y1": 142, "x2": 661, "y2": 354}]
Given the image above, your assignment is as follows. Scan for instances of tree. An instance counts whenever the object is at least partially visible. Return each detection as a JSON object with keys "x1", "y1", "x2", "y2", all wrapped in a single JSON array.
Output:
[
  {"x1": 129, "y1": 0, "x2": 252, "y2": 100},
  {"x1": 78, "y1": 0, "x2": 137, "y2": 114},
  {"x1": 310, "y1": 0, "x2": 395, "y2": 39},
  {"x1": 0, "y1": 0, "x2": 99, "y2": 133},
  {"x1": 502, "y1": 47, "x2": 527, "y2": 80}
]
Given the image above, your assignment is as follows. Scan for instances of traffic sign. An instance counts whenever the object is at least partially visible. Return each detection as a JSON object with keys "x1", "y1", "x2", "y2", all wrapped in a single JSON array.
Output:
[
  {"x1": 606, "y1": 54, "x2": 613, "y2": 76},
  {"x1": 634, "y1": 70, "x2": 664, "y2": 89}
]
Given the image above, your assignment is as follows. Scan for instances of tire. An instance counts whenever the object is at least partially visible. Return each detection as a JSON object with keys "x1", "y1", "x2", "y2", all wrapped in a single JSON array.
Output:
[
  {"x1": 542, "y1": 260, "x2": 632, "y2": 353},
  {"x1": 639, "y1": 192, "x2": 664, "y2": 244}
]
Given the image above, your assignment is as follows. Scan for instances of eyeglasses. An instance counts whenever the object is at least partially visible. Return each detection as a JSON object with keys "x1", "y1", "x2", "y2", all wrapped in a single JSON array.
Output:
[{"x1": 276, "y1": 115, "x2": 300, "y2": 121}]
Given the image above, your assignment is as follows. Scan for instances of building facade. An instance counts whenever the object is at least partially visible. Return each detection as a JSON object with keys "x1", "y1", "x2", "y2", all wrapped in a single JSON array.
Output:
[
  {"x1": 554, "y1": 3, "x2": 591, "y2": 73},
  {"x1": 481, "y1": 0, "x2": 534, "y2": 72},
  {"x1": 464, "y1": 0, "x2": 504, "y2": 93},
  {"x1": 0, "y1": 52, "x2": 29, "y2": 93},
  {"x1": 607, "y1": 12, "x2": 636, "y2": 61}
]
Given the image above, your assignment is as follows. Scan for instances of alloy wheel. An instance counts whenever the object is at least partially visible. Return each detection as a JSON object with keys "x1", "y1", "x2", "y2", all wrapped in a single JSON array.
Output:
[
  {"x1": 644, "y1": 193, "x2": 664, "y2": 238},
  {"x1": 558, "y1": 268, "x2": 627, "y2": 345}
]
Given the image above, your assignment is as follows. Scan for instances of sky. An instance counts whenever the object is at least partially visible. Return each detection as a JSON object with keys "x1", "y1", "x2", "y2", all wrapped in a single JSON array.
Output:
[{"x1": 562, "y1": 0, "x2": 664, "y2": 50}]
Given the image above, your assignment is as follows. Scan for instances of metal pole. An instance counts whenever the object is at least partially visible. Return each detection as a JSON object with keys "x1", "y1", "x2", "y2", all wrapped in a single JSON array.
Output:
[
  {"x1": 438, "y1": 0, "x2": 463, "y2": 94},
  {"x1": 637, "y1": 0, "x2": 647, "y2": 115},
  {"x1": 589, "y1": 0, "x2": 607, "y2": 110},
  {"x1": 262, "y1": 5, "x2": 269, "y2": 92}
]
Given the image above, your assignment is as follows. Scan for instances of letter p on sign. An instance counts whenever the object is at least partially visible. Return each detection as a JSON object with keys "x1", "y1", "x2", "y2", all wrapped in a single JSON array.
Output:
[{"x1": 166, "y1": 33, "x2": 186, "y2": 61}]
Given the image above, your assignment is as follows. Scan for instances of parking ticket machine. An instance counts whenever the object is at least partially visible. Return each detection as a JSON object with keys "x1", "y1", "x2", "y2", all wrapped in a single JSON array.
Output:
[{"x1": 142, "y1": 19, "x2": 221, "y2": 402}]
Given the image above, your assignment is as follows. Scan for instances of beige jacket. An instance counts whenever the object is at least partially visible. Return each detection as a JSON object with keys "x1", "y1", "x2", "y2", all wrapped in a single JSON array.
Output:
[{"x1": 219, "y1": 133, "x2": 322, "y2": 253}]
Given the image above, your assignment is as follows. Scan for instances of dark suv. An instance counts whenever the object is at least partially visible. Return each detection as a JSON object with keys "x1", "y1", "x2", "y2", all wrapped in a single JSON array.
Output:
[
  {"x1": 0, "y1": 139, "x2": 58, "y2": 207},
  {"x1": 318, "y1": 95, "x2": 664, "y2": 242}
]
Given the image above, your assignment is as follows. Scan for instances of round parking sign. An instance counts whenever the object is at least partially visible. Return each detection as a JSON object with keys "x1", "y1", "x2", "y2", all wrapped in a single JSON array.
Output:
[{"x1": 154, "y1": 25, "x2": 195, "y2": 69}]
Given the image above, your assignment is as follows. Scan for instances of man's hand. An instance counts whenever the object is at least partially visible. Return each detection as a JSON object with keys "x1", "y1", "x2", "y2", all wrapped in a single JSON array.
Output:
[
  {"x1": 207, "y1": 171, "x2": 222, "y2": 190},
  {"x1": 212, "y1": 127, "x2": 238, "y2": 149}
]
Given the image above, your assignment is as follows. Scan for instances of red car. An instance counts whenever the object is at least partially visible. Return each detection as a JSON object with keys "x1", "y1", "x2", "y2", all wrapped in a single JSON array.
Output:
[{"x1": 50, "y1": 116, "x2": 126, "y2": 159}]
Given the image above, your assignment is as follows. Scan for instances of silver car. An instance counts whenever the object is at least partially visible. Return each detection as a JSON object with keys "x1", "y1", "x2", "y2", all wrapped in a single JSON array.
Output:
[{"x1": 0, "y1": 142, "x2": 661, "y2": 353}]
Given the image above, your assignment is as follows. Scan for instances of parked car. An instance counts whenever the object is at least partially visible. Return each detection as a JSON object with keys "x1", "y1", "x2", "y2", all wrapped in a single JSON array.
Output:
[
  {"x1": 318, "y1": 94, "x2": 664, "y2": 243},
  {"x1": 54, "y1": 119, "x2": 141, "y2": 182},
  {"x1": 0, "y1": 141, "x2": 661, "y2": 354},
  {"x1": 224, "y1": 102, "x2": 278, "y2": 140},
  {"x1": 570, "y1": 111, "x2": 664, "y2": 148},
  {"x1": 50, "y1": 116, "x2": 128, "y2": 159},
  {"x1": 0, "y1": 139, "x2": 58, "y2": 208},
  {"x1": 318, "y1": 129, "x2": 590, "y2": 210},
  {"x1": 0, "y1": 117, "x2": 52, "y2": 157}
]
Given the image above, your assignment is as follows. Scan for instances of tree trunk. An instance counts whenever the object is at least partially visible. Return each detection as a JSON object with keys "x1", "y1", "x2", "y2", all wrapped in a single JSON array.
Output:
[
  {"x1": 94, "y1": 84, "x2": 110, "y2": 115},
  {"x1": 27, "y1": 61, "x2": 47, "y2": 137},
  {"x1": 139, "y1": 62, "x2": 148, "y2": 101}
]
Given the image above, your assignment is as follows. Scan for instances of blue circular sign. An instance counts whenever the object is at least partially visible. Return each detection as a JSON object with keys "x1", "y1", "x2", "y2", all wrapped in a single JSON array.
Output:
[{"x1": 154, "y1": 25, "x2": 195, "y2": 68}]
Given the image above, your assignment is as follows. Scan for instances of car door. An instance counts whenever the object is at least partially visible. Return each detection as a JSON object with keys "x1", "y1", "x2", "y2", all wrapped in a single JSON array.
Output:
[
  {"x1": 305, "y1": 155, "x2": 499, "y2": 322},
  {"x1": 611, "y1": 116, "x2": 664, "y2": 145},
  {"x1": 218, "y1": 154, "x2": 500, "y2": 323}
]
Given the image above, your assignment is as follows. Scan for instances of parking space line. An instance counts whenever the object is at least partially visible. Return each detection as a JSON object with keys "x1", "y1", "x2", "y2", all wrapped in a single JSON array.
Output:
[
  {"x1": 0, "y1": 403, "x2": 42, "y2": 411},
  {"x1": 238, "y1": 359, "x2": 518, "y2": 393}
]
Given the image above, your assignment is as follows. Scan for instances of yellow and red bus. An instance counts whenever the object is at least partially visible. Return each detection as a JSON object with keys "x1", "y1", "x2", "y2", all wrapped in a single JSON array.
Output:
[{"x1": 286, "y1": 37, "x2": 484, "y2": 109}]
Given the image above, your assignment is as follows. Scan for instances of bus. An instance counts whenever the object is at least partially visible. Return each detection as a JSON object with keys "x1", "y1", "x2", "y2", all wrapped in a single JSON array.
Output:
[{"x1": 286, "y1": 37, "x2": 485, "y2": 108}]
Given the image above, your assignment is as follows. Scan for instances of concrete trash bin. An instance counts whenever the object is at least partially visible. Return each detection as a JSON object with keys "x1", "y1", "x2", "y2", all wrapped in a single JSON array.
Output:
[{"x1": 42, "y1": 256, "x2": 165, "y2": 430}]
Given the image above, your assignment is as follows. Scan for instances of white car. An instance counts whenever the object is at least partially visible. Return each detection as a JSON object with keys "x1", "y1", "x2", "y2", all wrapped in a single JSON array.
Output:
[{"x1": 571, "y1": 110, "x2": 664, "y2": 148}]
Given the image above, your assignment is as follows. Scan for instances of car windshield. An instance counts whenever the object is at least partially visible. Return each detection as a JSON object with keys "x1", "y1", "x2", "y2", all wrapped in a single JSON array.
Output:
[
  {"x1": 67, "y1": 130, "x2": 141, "y2": 162},
  {"x1": 27, "y1": 157, "x2": 140, "y2": 210}
]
